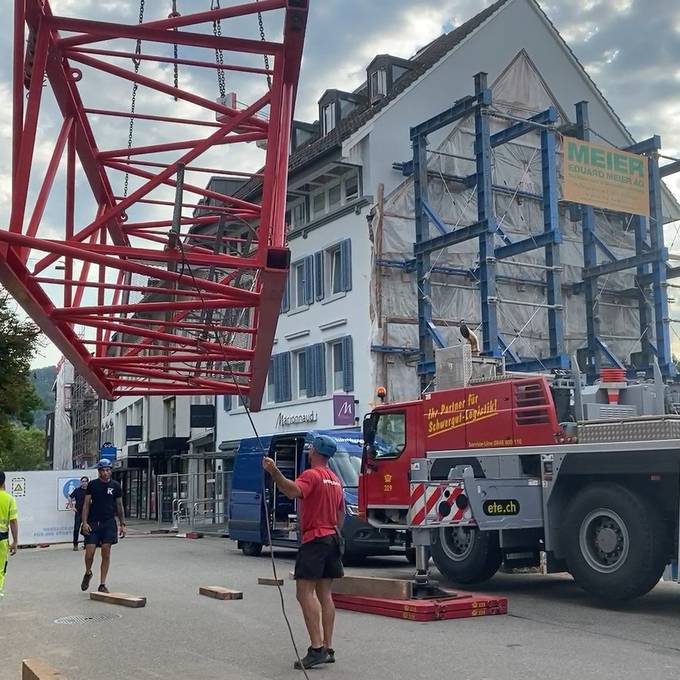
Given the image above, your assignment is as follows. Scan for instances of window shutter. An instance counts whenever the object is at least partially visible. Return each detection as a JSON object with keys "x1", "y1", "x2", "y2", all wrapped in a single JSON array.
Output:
[
  {"x1": 304, "y1": 255, "x2": 314, "y2": 305},
  {"x1": 341, "y1": 336, "x2": 354, "y2": 392},
  {"x1": 281, "y1": 273, "x2": 290, "y2": 313},
  {"x1": 314, "y1": 343, "x2": 326, "y2": 396},
  {"x1": 223, "y1": 395, "x2": 232, "y2": 412},
  {"x1": 314, "y1": 251, "x2": 325, "y2": 301},
  {"x1": 275, "y1": 353, "x2": 291, "y2": 402},
  {"x1": 267, "y1": 358, "x2": 275, "y2": 403},
  {"x1": 340, "y1": 239, "x2": 352, "y2": 292},
  {"x1": 304, "y1": 346, "x2": 315, "y2": 398},
  {"x1": 282, "y1": 352, "x2": 292, "y2": 401}
]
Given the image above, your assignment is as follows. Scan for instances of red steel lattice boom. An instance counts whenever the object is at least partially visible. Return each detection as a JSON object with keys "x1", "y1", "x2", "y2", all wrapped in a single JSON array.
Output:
[{"x1": 1, "y1": 0, "x2": 308, "y2": 408}]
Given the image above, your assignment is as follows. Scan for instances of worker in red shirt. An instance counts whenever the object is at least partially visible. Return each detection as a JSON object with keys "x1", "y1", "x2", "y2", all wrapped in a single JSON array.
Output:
[{"x1": 263, "y1": 435, "x2": 344, "y2": 670}]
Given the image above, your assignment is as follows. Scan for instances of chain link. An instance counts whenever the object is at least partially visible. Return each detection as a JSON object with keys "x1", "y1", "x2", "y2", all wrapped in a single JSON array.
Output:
[
  {"x1": 256, "y1": 1, "x2": 272, "y2": 90},
  {"x1": 212, "y1": 0, "x2": 226, "y2": 99},
  {"x1": 170, "y1": 0, "x2": 180, "y2": 100},
  {"x1": 124, "y1": 0, "x2": 146, "y2": 198}
]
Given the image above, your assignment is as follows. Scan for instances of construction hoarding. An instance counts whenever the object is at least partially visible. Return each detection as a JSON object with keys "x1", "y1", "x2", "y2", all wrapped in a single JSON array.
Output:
[{"x1": 7, "y1": 470, "x2": 97, "y2": 545}]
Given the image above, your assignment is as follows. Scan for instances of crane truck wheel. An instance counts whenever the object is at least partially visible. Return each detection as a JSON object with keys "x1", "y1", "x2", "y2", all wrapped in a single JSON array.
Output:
[
  {"x1": 240, "y1": 541, "x2": 263, "y2": 557},
  {"x1": 563, "y1": 483, "x2": 669, "y2": 601},
  {"x1": 430, "y1": 526, "x2": 502, "y2": 584}
]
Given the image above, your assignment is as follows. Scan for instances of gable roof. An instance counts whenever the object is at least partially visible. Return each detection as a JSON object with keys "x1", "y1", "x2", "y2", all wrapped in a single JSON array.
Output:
[
  {"x1": 287, "y1": 0, "x2": 511, "y2": 176},
  {"x1": 235, "y1": 0, "x2": 678, "y2": 219}
]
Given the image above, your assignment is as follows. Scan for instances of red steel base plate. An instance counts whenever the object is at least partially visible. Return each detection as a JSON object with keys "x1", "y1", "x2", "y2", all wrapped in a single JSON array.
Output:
[{"x1": 332, "y1": 592, "x2": 508, "y2": 622}]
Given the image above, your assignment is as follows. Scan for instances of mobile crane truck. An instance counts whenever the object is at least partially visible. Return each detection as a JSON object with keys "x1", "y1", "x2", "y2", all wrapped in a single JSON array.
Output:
[{"x1": 359, "y1": 348, "x2": 680, "y2": 601}]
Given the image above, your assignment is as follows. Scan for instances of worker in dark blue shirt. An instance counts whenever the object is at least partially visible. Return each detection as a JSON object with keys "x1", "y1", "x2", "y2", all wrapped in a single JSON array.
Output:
[{"x1": 69, "y1": 477, "x2": 89, "y2": 551}]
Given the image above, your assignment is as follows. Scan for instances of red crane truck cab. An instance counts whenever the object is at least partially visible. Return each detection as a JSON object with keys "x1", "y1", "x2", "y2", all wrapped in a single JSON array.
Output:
[{"x1": 360, "y1": 377, "x2": 563, "y2": 526}]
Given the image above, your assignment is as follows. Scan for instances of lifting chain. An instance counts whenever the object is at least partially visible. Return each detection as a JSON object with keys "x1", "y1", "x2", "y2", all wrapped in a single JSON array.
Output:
[
  {"x1": 123, "y1": 0, "x2": 146, "y2": 198},
  {"x1": 169, "y1": 0, "x2": 180, "y2": 100},
  {"x1": 211, "y1": 0, "x2": 226, "y2": 99},
  {"x1": 256, "y1": 0, "x2": 272, "y2": 90}
]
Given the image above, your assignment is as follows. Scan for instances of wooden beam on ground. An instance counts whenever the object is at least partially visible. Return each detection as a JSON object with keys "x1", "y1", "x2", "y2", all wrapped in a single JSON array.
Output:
[
  {"x1": 90, "y1": 591, "x2": 146, "y2": 608},
  {"x1": 199, "y1": 586, "x2": 243, "y2": 600},
  {"x1": 331, "y1": 576, "x2": 413, "y2": 600},
  {"x1": 258, "y1": 577, "x2": 284, "y2": 586},
  {"x1": 22, "y1": 659, "x2": 67, "y2": 680}
]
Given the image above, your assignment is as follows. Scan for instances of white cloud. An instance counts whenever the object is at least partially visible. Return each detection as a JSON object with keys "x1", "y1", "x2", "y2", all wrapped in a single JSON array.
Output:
[{"x1": 0, "y1": 0, "x2": 679, "y2": 365}]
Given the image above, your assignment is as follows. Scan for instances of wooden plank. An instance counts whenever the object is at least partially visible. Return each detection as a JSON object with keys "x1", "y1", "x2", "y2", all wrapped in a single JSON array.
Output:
[
  {"x1": 257, "y1": 577, "x2": 284, "y2": 586},
  {"x1": 22, "y1": 659, "x2": 67, "y2": 680},
  {"x1": 331, "y1": 576, "x2": 413, "y2": 600},
  {"x1": 89, "y1": 591, "x2": 146, "y2": 608},
  {"x1": 199, "y1": 586, "x2": 243, "y2": 600}
]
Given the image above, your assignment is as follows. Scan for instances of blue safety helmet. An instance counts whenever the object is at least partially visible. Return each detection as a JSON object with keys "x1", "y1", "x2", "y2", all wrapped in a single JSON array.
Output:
[
  {"x1": 97, "y1": 458, "x2": 112, "y2": 469},
  {"x1": 311, "y1": 435, "x2": 337, "y2": 458}
]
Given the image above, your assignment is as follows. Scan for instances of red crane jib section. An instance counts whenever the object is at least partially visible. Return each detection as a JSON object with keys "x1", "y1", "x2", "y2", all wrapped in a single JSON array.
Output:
[{"x1": 1, "y1": 0, "x2": 308, "y2": 408}]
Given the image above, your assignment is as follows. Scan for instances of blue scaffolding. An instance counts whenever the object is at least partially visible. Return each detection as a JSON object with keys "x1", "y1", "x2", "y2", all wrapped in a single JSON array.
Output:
[{"x1": 398, "y1": 72, "x2": 679, "y2": 389}]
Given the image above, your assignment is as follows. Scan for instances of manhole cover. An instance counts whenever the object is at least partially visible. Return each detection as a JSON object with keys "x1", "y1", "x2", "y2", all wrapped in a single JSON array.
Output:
[{"x1": 54, "y1": 614, "x2": 121, "y2": 625}]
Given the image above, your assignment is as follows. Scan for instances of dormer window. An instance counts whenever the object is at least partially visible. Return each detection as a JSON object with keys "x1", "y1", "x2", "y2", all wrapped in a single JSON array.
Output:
[
  {"x1": 369, "y1": 68, "x2": 387, "y2": 101},
  {"x1": 318, "y1": 89, "x2": 366, "y2": 137},
  {"x1": 322, "y1": 102, "x2": 336, "y2": 135},
  {"x1": 366, "y1": 54, "x2": 414, "y2": 104}
]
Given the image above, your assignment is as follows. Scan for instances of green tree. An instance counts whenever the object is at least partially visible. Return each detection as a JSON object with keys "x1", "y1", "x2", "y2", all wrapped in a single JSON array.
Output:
[
  {"x1": 0, "y1": 290, "x2": 45, "y2": 470},
  {"x1": 0, "y1": 423, "x2": 47, "y2": 471}
]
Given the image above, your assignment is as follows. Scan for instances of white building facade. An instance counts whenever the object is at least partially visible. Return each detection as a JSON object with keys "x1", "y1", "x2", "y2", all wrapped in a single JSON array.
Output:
[
  {"x1": 102, "y1": 0, "x2": 679, "y2": 486},
  {"x1": 218, "y1": 0, "x2": 680, "y2": 448}
]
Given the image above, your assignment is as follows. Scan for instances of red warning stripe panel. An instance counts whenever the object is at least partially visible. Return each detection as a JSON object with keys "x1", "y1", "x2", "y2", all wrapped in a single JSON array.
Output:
[
  {"x1": 409, "y1": 482, "x2": 426, "y2": 506},
  {"x1": 411, "y1": 485, "x2": 444, "y2": 526}
]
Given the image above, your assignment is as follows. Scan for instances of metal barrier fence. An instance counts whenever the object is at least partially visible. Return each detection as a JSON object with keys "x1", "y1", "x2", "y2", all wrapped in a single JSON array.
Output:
[{"x1": 156, "y1": 472, "x2": 232, "y2": 533}]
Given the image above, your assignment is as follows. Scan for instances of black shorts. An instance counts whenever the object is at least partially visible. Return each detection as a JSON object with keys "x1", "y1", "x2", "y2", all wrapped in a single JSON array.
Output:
[
  {"x1": 84, "y1": 519, "x2": 118, "y2": 547},
  {"x1": 294, "y1": 535, "x2": 344, "y2": 581}
]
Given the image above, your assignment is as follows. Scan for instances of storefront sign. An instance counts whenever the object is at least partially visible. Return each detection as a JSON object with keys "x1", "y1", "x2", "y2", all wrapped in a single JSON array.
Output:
[
  {"x1": 333, "y1": 395, "x2": 356, "y2": 426},
  {"x1": 562, "y1": 136, "x2": 649, "y2": 216},
  {"x1": 276, "y1": 410, "x2": 319, "y2": 428}
]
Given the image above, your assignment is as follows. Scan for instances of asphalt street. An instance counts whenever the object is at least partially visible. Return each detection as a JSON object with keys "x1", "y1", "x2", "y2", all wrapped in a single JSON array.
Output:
[{"x1": 1, "y1": 534, "x2": 679, "y2": 680}]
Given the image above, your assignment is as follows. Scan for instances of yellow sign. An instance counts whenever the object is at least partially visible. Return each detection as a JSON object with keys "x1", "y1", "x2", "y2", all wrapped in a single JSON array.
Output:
[
  {"x1": 562, "y1": 136, "x2": 649, "y2": 216},
  {"x1": 426, "y1": 392, "x2": 499, "y2": 437}
]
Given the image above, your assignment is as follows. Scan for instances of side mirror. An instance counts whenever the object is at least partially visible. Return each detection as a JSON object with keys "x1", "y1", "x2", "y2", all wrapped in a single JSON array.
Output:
[{"x1": 362, "y1": 412, "x2": 377, "y2": 447}]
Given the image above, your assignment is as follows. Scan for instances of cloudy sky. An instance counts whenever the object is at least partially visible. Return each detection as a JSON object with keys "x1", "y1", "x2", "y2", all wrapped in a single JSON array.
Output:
[{"x1": 0, "y1": 0, "x2": 678, "y2": 368}]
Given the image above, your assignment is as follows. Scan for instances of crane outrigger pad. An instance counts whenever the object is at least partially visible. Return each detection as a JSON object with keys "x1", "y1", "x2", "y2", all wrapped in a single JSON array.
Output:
[{"x1": 332, "y1": 591, "x2": 508, "y2": 622}]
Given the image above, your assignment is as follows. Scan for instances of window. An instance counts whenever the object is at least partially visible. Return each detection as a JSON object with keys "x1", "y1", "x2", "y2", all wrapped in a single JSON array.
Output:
[
  {"x1": 322, "y1": 102, "x2": 336, "y2": 135},
  {"x1": 328, "y1": 183, "x2": 341, "y2": 209},
  {"x1": 370, "y1": 68, "x2": 387, "y2": 100},
  {"x1": 329, "y1": 452, "x2": 360, "y2": 487},
  {"x1": 329, "y1": 246, "x2": 343, "y2": 295},
  {"x1": 312, "y1": 191, "x2": 326, "y2": 217},
  {"x1": 329, "y1": 336, "x2": 353, "y2": 392},
  {"x1": 281, "y1": 274, "x2": 290, "y2": 313},
  {"x1": 292, "y1": 201, "x2": 307, "y2": 227},
  {"x1": 292, "y1": 257, "x2": 314, "y2": 309},
  {"x1": 163, "y1": 398, "x2": 176, "y2": 438},
  {"x1": 373, "y1": 412, "x2": 406, "y2": 459},
  {"x1": 344, "y1": 172, "x2": 359, "y2": 201},
  {"x1": 296, "y1": 351, "x2": 307, "y2": 399},
  {"x1": 223, "y1": 395, "x2": 232, "y2": 412},
  {"x1": 295, "y1": 262, "x2": 306, "y2": 308},
  {"x1": 323, "y1": 239, "x2": 352, "y2": 298},
  {"x1": 332, "y1": 342, "x2": 344, "y2": 392}
]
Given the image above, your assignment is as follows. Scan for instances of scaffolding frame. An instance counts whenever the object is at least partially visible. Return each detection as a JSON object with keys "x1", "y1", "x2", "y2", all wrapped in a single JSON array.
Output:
[{"x1": 401, "y1": 73, "x2": 679, "y2": 389}]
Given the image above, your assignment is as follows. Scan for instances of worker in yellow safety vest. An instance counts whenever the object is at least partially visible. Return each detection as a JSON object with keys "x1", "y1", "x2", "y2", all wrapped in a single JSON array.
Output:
[{"x1": 0, "y1": 471, "x2": 19, "y2": 598}]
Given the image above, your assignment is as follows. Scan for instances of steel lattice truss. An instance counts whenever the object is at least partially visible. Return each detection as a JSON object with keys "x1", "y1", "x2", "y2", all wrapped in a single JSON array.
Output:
[{"x1": 1, "y1": 0, "x2": 308, "y2": 408}]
